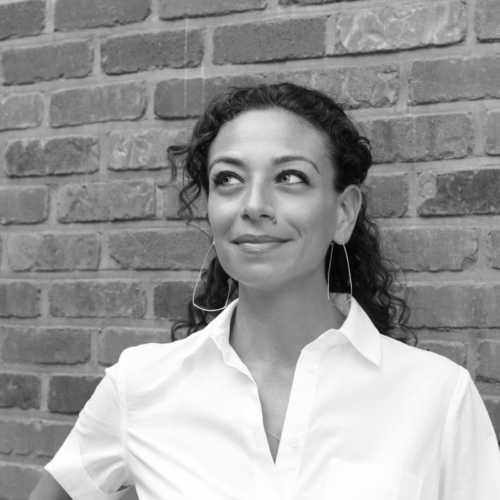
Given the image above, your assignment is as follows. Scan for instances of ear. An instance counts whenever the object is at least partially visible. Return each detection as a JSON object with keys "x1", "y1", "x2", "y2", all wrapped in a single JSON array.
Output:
[{"x1": 333, "y1": 185, "x2": 362, "y2": 244}]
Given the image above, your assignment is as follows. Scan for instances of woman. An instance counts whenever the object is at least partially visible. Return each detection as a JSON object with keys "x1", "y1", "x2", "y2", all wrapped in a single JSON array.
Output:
[{"x1": 32, "y1": 83, "x2": 500, "y2": 499}]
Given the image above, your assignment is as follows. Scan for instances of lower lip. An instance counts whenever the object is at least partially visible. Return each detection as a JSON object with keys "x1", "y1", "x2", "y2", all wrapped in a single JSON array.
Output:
[{"x1": 236, "y1": 241, "x2": 287, "y2": 252}]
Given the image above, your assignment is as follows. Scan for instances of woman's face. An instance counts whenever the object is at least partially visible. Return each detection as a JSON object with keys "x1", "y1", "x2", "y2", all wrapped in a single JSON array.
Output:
[{"x1": 207, "y1": 108, "x2": 348, "y2": 293}]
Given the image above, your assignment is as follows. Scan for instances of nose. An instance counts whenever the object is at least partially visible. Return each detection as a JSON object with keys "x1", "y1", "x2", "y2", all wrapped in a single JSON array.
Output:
[{"x1": 239, "y1": 180, "x2": 276, "y2": 223}]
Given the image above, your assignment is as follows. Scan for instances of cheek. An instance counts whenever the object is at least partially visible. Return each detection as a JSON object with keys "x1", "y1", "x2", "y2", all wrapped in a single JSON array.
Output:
[{"x1": 207, "y1": 196, "x2": 235, "y2": 235}]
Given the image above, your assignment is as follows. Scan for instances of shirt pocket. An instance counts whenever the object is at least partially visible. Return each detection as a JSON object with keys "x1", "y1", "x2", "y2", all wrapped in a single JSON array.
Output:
[{"x1": 324, "y1": 457, "x2": 422, "y2": 500}]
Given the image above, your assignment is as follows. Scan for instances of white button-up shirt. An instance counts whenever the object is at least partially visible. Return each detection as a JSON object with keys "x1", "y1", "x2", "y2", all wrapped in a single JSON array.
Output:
[{"x1": 46, "y1": 295, "x2": 500, "y2": 500}]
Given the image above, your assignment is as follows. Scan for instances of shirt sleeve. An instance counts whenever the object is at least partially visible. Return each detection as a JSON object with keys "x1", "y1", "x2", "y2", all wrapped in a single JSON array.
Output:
[
  {"x1": 440, "y1": 366, "x2": 500, "y2": 500},
  {"x1": 45, "y1": 349, "x2": 133, "y2": 500}
]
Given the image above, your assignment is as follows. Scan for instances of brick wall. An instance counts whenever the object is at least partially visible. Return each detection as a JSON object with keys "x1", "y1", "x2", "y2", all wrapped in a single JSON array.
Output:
[{"x1": 0, "y1": 0, "x2": 499, "y2": 497}]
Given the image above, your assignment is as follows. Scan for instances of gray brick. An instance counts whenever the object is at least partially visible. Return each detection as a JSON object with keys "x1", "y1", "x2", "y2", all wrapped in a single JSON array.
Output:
[
  {"x1": 0, "y1": 93, "x2": 43, "y2": 132},
  {"x1": 154, "y1": 78, "x2": 203, "y2": 118},
  {"x1": 160, "y1": 0, "x2": 266, "y2": 19},
  {"x1": 0, "y1": 373, "x2": 40, "y2": 409},
  {"x1": 0, "y1": 0, "x2": 44, "y2": 41},
  {"x1": 0, "y1": 282, "x2": 40, "y2": 318},
  {"x1": 476, "y1": 0, "x2": 500, "y2": 42},
  {"x1": 0, "y1": 186, "x2": 48, "y2": 225}
]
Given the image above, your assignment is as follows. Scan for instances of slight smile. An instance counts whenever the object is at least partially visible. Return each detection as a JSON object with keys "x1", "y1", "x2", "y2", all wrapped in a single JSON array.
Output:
[{"x1": 232, "y1": 234, "x2": 289, "y2": 252}]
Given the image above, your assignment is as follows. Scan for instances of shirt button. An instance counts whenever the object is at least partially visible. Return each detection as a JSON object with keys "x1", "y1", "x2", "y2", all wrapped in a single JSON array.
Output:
[
  {"x1": 304, "y1": 364, "x2": 315, "y2": 374},
  {"x1": 289, "y1": 437, "x2": 299, "y2": 448}
]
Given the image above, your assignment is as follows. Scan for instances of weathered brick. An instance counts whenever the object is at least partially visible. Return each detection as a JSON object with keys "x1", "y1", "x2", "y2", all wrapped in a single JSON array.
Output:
[
  {"x1": 0, "y1": 373, "x2": 40, "y2": 409},
  {"x1": 5, "y1": 136, "x2": 99, "y2": 177},
  {"x1": 109, "y1": 229, "x2": 210, "y2": 270},
  {"x1": 382, "y1": 228, "x2": 478, "y2": 272},
  {"x1": 98, "y1": 327, "x2": 167, "y2": 366},
  {"x1": 476, "y1": 0, "x2": 500, "y2": 42},
  {"x1": 55, "y1": 0, "x2": 150, "y2": 31},
  {"x1": 7, "y1": 233, "x2": 100, "y2": 272},
  {"x1": 0, "y1": 186, "x2": 48, "y2": 225},
  {"x1": 281, "y1": 0, "x2": 349, "y2": 3},
  {"x1": 417, "y1": 341, "x2": 466, "y2": 367},
  {"x1": 49, "y1": 281, "x2": 147, "y2": 318},
  {"x1": 485, "y1": 110, "x2": 500, "y2": 155},
  {"x1": 213, "y1": 17, "x2": 326, "y2": 65},
  {"x1": 48, "y1": 375, "x2": 101, "y2": 413},
  {"x1": 409, "y1": 284, "x2": 500, "y2": 328},
  {"x1": 0, "y1": 282, "x2": 40, "y2": 318},
  {"x1": 154, "y1": 282, "x2": 193, "y2": 319},
  {"x1": 363, "y1": 113, "x2": 473, "y2": 164},
  {"x1": 2, "y1": 41, "x2": 92, "y2": 86},
  {"x1": 0, "y1": 93, "x2": 43, "y2": 131},
  {"x1": 154, "y1": 78, "x2": 203, "y2": 119},
  {"x1": 160, "y1": 0, "x2": 266, "y2": 19},
  {"x1": 331, "y1": 2, "x2": 465, "y2": 55},
  {"x1": 0, "y1": 418, "x2": 72, "y2": 458},
  {"x1": 409, "y1": 56, "x2": 500, "y2": 105},
  {"x1": 1, "y1": 327, "x2": 92, "y2": 364},
  {"x1": 57, "y1": 180, "x2": 155, "y2": 223},
  {"x1": 162, "y1": 177, "x2": 207, "y2": 219},
  {"x1": 488, "y1": 231, "x2": 500, "y2": 269},
  {"x1": 50, "y1": 83, "x2": 147, "y2": 127},
  {"x1": 0, "y1": 0, "x2": 44, "y2": 41},
  {"x1": 477, "y1": 341, "x2": 500, "y2": 383},
  {"x1": 102, "y1": 30, "x2": 203, "y2": 75},
  {"x1": 365, "y1": 174, "x2": 409, "y2": 218},
  {"x1": 108, "y1": 128, "x2": 185, "y2": 170},
  {"x1": 483, "y1": 398, "x2": 500, "y2": 443},
  {"x1": 203, "y1": 74, "x2": 269, "y2": 105},
  {"x1": 0, "y1": 463, "x2": 41, "y2": 500},
  {"x1": 418, "y1": 168, "x2": 500, "y2": 216}
]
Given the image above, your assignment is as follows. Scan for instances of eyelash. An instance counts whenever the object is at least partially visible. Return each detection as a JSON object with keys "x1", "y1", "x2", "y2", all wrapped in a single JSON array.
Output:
[{"x1": 211, "y1": 169, "x2": 310, "y2": 187}]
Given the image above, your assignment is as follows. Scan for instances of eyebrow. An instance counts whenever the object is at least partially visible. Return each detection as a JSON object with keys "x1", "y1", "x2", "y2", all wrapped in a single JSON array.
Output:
[{"x1": 208, "y1": 155, "x2": 320, "y2": 174}]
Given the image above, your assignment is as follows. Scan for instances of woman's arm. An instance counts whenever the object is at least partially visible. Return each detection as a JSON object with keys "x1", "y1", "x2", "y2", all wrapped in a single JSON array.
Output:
[{"x1": 30, "y1": 471, "x2": 71, "y2": 500}]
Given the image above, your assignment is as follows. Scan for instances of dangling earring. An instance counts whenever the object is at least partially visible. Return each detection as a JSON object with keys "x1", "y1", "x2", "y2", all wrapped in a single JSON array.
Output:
[
  {"x1": 327, "y1": 241, "x2": 334, "y2": 300},
  {"x1": 192, "y1": 241, "x2": 232, "y2": 312},
  {"x1": 342, "y1": 238, "x2": 353, "y2": 303}
]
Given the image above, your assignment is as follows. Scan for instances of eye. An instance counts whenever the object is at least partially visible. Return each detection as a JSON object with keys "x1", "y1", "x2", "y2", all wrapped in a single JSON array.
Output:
[
  {"x1": 277, "y1": 170, "x2": 309, "y2": 185},
  {"x1": 212, "y1": 171, "x2": 243, "y2": 187}
]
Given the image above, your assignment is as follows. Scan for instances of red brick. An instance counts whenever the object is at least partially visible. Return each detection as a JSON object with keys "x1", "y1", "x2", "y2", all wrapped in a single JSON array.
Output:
[
  {"x1": 50, "y1": 83, "x2": 147, "y2": 127},
  {"x1": 363, "y1": 113, "x2": 473, "y2": 164},
  {"x1": 0, "y1": 93, "x2": 43, "y2": 131},
  {"x1": 365, "y1": 174, "x2": 409, "y2": 218},
  {"x1": 162, "y1": 177, "x2": 207, "y2": 219},
  {"x1": 0, "y1": 0, "x2": 44, "y2": 41},
  {"x1": 48, "y1": 375, "x2": 101, "y2": 413},
  {"x1": 331, "y1": 2, "x2": 465, "y2": 55},
  {"x1": 0, "y1": 418, "x2": 72, "y2": 458},
  {"x1": 475, "y1": 0, "x2": 500, "y2": 42},
  {"x1": 0, "y1": 463, "x2": 42, "y2": 500},
  {"x1": 417, "y1": 341, "x2": 466, "y2": 367},
  {"x1": 49, "y1": 281, "x2": 147, "y2": 318},
  {"x1": 102, "y1": 30, "x2": 203, "y2": 75},
  {"x1": 409, "y1": 56, "x2": 500, "y2": 105},
  {"x1": 108, "y1": 128, "x2": 186, "y2": 171},
  {"x1": 485, "y1": 110, "x2": 500, "y2": 155},
  {"x1": 55, "y1": 0, "x2": 150, "y2": 31},
  {"x1": 409, "y1": 284, "x2": 500, "y2": 328},
  {"x1": 160, "y1": 0, "x2": 266, "y2": 19},
  {"x1": 1, "y1": 327, "x2": 92, "y2": 364},
  {"x1": 488, "y1": 231, "x2": 500, "y2": 269},
  {"x1": 483, "y1": 397, "x2": 500, "y2": 444},
  {"x1": 213, "y1": 17, "x2": 326, "y2": 65},
  {"x1": 98, "y1": 327, "x2": 167, "y2": 366},
  {"x1": 2, "y1": 41, "x2": 92, "y2": 85},
  {"x1": 154, "y1": 282, "x2": 193, "y2": 319},
  {"x1": 477, "y1": 341, "x2": 500, "y2": 384},
  {"x1": 0, "y1": 282, "x2": 40, "y2": 318},
  {"x1": 109, "y1": 229, "x2": 211, "y2": 270},
  {"x1": 154, "y1": 78, "x2": 203, "y2": 118},
  {"x1": 382, "y1": 228, "x2": 478, "y2": 272},
  {"x1": 7, "y1": 232, "x2": 100, "y2": 272},
  {"x1": 57, "y1": 180, "x2": 155, "y2": 223},
  {"x1": 5, "y1": 136, "x2": 99, "y2": 177},
  {"x1": 0, "y1": 186, "x2": 49, "y2": 225},
  {"x1": 0, "y1": 373, "x2": 40, "y2": 409},
  {"x1": 418, "y1": 168, "x2": 500, "y2": 216}
]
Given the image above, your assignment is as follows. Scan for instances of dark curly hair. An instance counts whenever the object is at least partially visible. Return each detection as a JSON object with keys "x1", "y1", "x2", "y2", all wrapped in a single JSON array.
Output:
[{"x1": 168, "y1": 82, "x2": 415, "y2": 345}]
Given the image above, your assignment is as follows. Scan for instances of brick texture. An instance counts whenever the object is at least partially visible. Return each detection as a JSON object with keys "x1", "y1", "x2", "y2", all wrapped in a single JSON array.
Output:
[
  {"x1": 154, "y1": 282, "x2": 194, "y2": 319},
  {"x1": 331, "y1": 2, "x2": 465, "y2": 55},
  {"x1": 2, "y1": 42, "x2": 93, "y2": 86},
  {"x1": 160, "y1": 0, "x2": 266, "y2": 19},
  {"x1": 154, "y1": 79, "x2": 203, "y2": 119},
  {"x1": 49, "y1": 281, "x2": 147, "y2": 318},
  {"x1": 0, "y1": 464, "x2": 41, "y2": 500},
  {"x1": 0, "y1": 0, "x2": 44, "y2": 41},
  {"x1": 417, "y1": 341, "x2": 467, "y2": 367},
  {"x1": 48, "y1": 375, "x2": 101, "y2": 413},
  {"x1": 1, "y1": 327, "x2": 92, "y2": 364},
  {"x1": 102, "y1": 30, "x2": 203, "y2": 75},
  {"x1": 0, "y1": 373, "x2": 40, "y2": 409},
  {"x1": 477, "y1": 341, "x2": 500, "y2": 383},
  {"x1": 0, "y1": 282, "x2": 40, "y2": 318},
  {"x1": 50, "y1": 83, "x2": 147, "y2": 127},
  {"x1": 213, "y1": 17, "x2": 326, "y2": 64},
  {"x1": 5, "y1": 136, "x2": 99, "y2": 177},
  {"x1": 0, "y1": 93, "x2": 43, "y2": 131},
  {"x1": 0, "y1": 186, "x2": 48, "y2": 225},
  {"x1": 485, "y1": 111, "x2": 500, "y2": 155},
  {"x1": 418, "y1": 168, "x2": 500, "y2": 216},
  {"x1": 57, "y1": 180, "x2": 155, "y2": 223},
  {"x1": 54, "y1": 0, "x2": 150, "y2": 31},
  {"x1": 475, "y1": 0, "x2": 500, "y2": 42},
  {"x1": 488, "y1": 231, "x2": 500, "y2": 269},
  {"x1": 365, "y1": 174, "x2": 409, "y2": 218}
]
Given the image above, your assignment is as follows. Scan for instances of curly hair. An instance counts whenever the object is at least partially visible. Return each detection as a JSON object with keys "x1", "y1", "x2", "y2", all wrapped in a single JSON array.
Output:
[{"x1": 168, "y1": 82, "x2": 415, "y2": 345}]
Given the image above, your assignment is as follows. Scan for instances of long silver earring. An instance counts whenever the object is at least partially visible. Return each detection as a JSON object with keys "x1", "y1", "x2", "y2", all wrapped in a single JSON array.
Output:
[
  {"x1": 192, "y1": 241, "x2": 232, "y2": 312},
  {"x1": 327, "y1": 241, "x2": 334, "y2": 300},
  {"x1": 342, "y1": 239, "x2": 353, "y2": 303}
]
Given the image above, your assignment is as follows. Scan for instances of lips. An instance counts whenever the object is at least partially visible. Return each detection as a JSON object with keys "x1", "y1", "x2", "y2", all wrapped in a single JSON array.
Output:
[{"x1": 232, "y1": 234, "x2": 287, "y2": 244}]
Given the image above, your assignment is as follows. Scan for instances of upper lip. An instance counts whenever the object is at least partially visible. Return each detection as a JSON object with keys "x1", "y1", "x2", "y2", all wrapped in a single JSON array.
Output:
[{"x1": 232, "y1": 234, "x2": 287, "y2": 244}]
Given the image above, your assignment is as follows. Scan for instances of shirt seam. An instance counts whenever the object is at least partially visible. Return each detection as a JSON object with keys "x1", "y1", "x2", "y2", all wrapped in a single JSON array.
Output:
[
  {"x1": 443, "y1": 366, "x2": 466, "y2": 431},
  {"x1": 117, "y1": 348, "x2": 132, "y2": 486}
]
